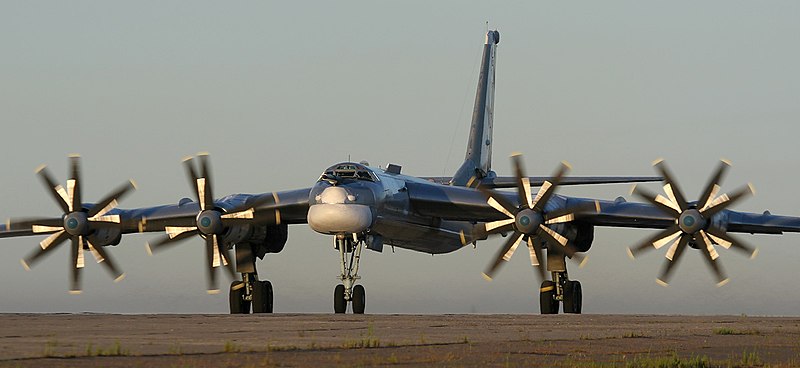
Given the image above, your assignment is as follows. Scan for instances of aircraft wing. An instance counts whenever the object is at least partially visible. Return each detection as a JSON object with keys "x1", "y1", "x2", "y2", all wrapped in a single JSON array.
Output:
[
  {"x1": 565, "y1": 197, "x2": 800, "y2": 234},
  {"x1": 407, "y1": 182, "x2": 800, "y2": 235},
  {"x1": 131, "y1": 188, "x2": 311, "y2": 233},
  {"x1": 421, "y1": 176, "x2": 662, "y2": 188},
  {"x1": 2, "y1": 188, "x2": 311, "y2": 237}
]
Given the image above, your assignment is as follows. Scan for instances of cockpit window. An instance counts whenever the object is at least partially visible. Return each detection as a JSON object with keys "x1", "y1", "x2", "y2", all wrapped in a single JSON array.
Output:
[{"x1": 319, "y1": 163, "x2": 377, "y2": 182}]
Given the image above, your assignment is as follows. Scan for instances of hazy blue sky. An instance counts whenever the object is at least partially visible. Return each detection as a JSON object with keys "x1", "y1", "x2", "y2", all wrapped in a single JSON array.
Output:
[{"x1": 1, "y1": 1, "x2": 799, "y2": 314}]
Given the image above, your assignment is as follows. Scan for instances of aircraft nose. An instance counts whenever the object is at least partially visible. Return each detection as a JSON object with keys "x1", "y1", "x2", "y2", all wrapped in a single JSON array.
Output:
[
  {"x1": 308, "y1": 186, "x2": 373, "y2": 234},
  {"x1": 307, "y1": 203, "x2": 373, "y2": 234},
  {"x1": 317, "y1": 186, "x2": 354, "y2": 204}
]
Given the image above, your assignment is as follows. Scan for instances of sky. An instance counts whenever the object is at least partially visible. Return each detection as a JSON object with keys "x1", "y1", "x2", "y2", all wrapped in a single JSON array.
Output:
[{"x1": 1, "y1": 1, "x2": 799, "y2": 315}]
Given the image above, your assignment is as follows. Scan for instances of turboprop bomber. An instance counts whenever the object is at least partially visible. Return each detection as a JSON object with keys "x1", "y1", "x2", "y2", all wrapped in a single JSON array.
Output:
[{"x1": 3, "y1": 30, "x2": 800, "y2": 315}]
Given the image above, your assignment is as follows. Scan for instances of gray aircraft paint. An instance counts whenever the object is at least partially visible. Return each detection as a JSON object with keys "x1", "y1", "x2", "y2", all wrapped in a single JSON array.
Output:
[{"x1": 451, "y1": 30, "x2": 499, "y2": 187}]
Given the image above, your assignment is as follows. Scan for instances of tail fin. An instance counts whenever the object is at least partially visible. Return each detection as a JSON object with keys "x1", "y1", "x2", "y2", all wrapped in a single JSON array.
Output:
[{"x1": 451, "y1": 30, "x2": 499, "y2": 187}]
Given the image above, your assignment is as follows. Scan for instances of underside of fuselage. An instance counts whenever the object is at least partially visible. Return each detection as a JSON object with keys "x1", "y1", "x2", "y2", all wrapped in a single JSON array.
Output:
[{"x1": 371, "y1": 216, "x2": 476, "y2": 254}]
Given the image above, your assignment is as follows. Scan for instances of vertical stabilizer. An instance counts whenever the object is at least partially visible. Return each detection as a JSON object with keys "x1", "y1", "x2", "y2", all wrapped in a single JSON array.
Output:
[{"x1": 451, "y1": 30, "x2": 499, "y2": 187}]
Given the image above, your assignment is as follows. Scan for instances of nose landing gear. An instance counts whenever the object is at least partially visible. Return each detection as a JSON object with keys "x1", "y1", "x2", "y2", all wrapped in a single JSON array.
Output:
[{"x1": 333, "y1": 233, "x2": 366, "y2": 314}]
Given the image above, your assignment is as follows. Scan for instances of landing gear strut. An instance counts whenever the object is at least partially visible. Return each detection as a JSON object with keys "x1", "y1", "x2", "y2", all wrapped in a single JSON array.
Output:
[
  {"x1": 229, "y1": 244, "x2": 273, "y2": 314},
  {"x1": 334, "y1": 233, "x2": 366, "y2": 314},
  {"x1": 540, "y1": 250, "x2": 582, "y2": 314}
]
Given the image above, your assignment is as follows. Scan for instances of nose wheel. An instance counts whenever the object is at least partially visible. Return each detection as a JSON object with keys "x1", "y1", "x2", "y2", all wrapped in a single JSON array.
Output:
[{"x1": 333, "y1": 234, "x2": 366, "y2": 314}]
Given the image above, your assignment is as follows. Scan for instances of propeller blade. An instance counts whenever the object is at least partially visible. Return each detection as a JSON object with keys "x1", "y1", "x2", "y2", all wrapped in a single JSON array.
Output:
[
  {"x1": 630, "y1": 185, "x2": 681, "y2": 216},
  {"x1": 653, "y1": 159, "x2": 688, "y2": 212},
  {"x1": 87, "y1": 180, "x2": 137, "y2": 218},
  {"x1": 705, "y1": 226, "x2": 758, "y2": 258},
  {"x1": 88, "y1": 220, "x2": 123, "y2": 229},
  {"x1": 8, "y1": 217, "x2": 63, "y2": 232},
  {"x1": 36, "y1": 165, "x2": 70, "y2": 213},
  {"x1": 627, "y1": 225, "x2": 681, "y2": 259},
  {"x1": 219, "y1": 238, "x2": 236, "y2": 279},
  {"x1": 544, "y1": 200, "x2": 601, "y2": 225},
  {"x1": 87, "y1": 240, "x2": 125, "y2": 281},
  {"x1": 145, "y1": 229, "x2": 198, "y2": 255},
  {"x1": 656, "y1": 234, "x2": 690, "y2": 286},
  {"x1": 198, "y1": 154, "x2": 214, "y2": 211},
  {"x1": 502, "y1": 232, "x2": 524, "y2": 261},
  {"x1": 526, "y1": 236, "x2": 546, "y2": 281},
  {"x1": 21, "y1": 230, "x2": 69, "y2": 270},
  {"x1": 698, "y1": 160, "x2": 730, "y2": 211},
  {"x1": 484, "y1": 218, "x2": 515, "y2": 233},
  {"x1": 68, "y1": 155, "x2": 82, "y2": 213},
  {"x1": 698, "y1": 231, "x2": 729, "y2": 286},
  {"x1": 69, "y1": 237, "x2": 83, "y2": 294},
  {"x1": 537, "y1": 225, "x2": 585, "y2": 265},
  {"x1": 205, "y1": 236, "x2": 219, "y2": 293},
  {"x1": 478, "y1": 187, "x2": 518, "y2": 219},
  {"x1": 510, "y1": 154, "x2": 533, "y2": 209},
  {"x1": 182, "y1": 156, "x2": 201, "y2": 206},
  {"x1": 482, "y1": 231, "x2": 523, "y2": 281},
  {"x1": 700, "y1": 184, "x2": 755, "y2": 218},
  {"x1": 531, "y1": 162, "x2": 570, "y2": 212}
]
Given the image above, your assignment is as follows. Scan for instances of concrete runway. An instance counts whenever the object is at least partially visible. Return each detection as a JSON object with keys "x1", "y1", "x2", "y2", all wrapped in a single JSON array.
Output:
[{"x1": 0, "y1": 314, "x2": 798, "y2": 367}]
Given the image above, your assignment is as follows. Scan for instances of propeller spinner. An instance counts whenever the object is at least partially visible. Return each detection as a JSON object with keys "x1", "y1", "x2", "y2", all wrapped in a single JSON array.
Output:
[
  {"x1": 478, "y1": 154, "x2": 598, "y2": 281},
  {"x1": 11, "y1": 155, "x2": 135, "y2": 293},
  {"x1": 628, "y1": 159, "x2": 758, "y2": 286}
]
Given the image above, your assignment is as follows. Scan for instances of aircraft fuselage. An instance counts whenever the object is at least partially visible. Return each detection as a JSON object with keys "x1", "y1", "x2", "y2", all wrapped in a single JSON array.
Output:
[{"x1": 307, "y1": 162, "x2": 471, "y2": 254}]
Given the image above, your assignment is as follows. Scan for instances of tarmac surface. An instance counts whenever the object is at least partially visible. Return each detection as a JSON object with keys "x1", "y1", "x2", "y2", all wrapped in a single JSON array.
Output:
[{"x1": 0, "y1": 313, "x2": 798, "y2": 367}]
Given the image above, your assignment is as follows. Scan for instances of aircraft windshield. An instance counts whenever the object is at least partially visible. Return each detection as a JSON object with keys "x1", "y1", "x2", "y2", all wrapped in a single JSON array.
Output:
[{"x1": 320, "y1": 163, "x2": 376, "y2": 182}]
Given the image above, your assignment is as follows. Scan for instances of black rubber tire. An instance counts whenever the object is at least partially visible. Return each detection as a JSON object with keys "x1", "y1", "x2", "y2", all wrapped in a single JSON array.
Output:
[
  {"x1": 352, "y1": 285, "x2": 366, "y2": 314},
  {"x1": 229, "y1": 281, "x2": 250, "y2": 314},
  {"x1": 334, "y1": 284, "x2": 347, "y2": 314},
  {"x1": 539, "y1": 280, "x2": 559, "y2": 315},
  {"x1": 563, "y1": 280, "x2": 582, "y2": 314},
  {"x1": 252, "y1": 280, "x2": 274, "y2": 313}
]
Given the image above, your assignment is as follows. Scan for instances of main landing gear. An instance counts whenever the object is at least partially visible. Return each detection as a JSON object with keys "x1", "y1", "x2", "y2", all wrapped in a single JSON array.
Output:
[
  {"x1": 229, "y1": 273, "x2": 273, "y2": 314},
  {"x1": 229, "y1": 244, "x2": 274, "y2": 314},
  {"x1": 333, "y1": 233, "x2": 366, "y2": 314},
  {"x1": 539, "y1": 271, "x2": 582, "y2": 314},
  {"x1": 539, "y1": 251, "x2": 582, "y2": 314}
]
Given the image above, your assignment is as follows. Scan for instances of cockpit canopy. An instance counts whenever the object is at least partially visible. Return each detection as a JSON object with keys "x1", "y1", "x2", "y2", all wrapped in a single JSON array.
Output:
[{"x1": 319, "y1": 163, "x2": 377, "y2": 183}]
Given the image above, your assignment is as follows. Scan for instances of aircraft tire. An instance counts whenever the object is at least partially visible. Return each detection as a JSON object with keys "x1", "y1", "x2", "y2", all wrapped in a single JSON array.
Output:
[
  {"x1": 352, "y1": 285, "x2": 366, "y2": 314},
  {"x1": 563, "y1": 280, "x2": 582, "y2": 314},
  {"x1": 334, "y1": 284, "x2": 346, "y2": 313},
  {"x1": 229, "y1": 281, "x2": 250, "y2": 314},
  {"x1": 252, "y1": 280, "x2": 274, "y2": 313},
  {"x1": 539, "y1": 280, "x2": 559, "y2": 314}
]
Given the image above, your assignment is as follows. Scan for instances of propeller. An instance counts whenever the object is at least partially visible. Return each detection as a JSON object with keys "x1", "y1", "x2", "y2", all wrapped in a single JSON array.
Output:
[
  {"x1": 478, "y1": 154, "x2": 598, "y2": 281},
  {"x1": 628, "y1": 159, "x2": 758, "y2": 287},
  {"x1": 11, "y1": 155, "x2": 135, "y2": 293},
  {"x1": 145, "y1": 153, "x2": 268, "y2": 294}
]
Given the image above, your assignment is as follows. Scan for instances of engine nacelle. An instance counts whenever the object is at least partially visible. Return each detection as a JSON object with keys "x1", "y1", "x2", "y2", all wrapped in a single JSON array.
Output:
[
  {"x1": 218, "y1": 223, "x2": 289, "y2": 259},
  {"x1": 549, "y1": 221, "x2": 594, "y2": 253},
  {"x1": 240, "y1": 224, "x2": 288, "y2": 259},
  {"x1": 88, "y1": 228, "x2": 122, "y2": 247}
]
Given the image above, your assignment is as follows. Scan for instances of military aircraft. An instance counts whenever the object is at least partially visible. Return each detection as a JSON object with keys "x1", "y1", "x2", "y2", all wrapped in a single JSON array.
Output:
[{"x1": 3, "y1": 30, "x2": 800, "y2": 315}]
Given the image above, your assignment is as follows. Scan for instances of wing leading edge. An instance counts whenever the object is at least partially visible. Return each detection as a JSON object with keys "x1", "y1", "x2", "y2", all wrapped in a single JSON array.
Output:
[{"x1": 422, "y1": 176, "x2": 663, "y2": 188}]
